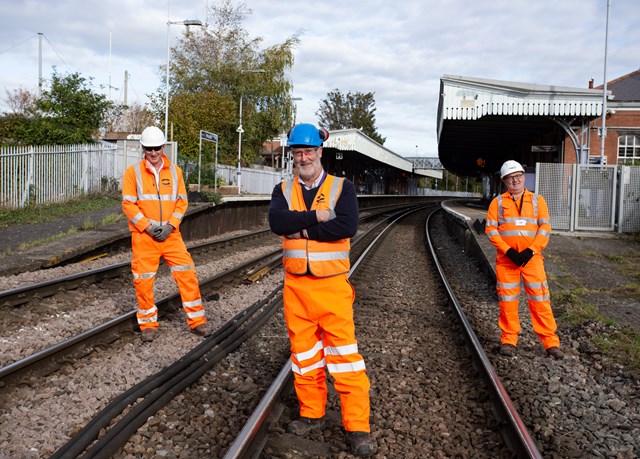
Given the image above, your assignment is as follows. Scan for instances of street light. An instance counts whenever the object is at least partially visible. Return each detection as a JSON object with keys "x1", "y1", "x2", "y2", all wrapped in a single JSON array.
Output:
[
  {"x1": 165, "y1": 18, "x2": 202, "y2": 141},
  {"x1": 236, "y1": 69, "x2": 265, "y2": 194}
]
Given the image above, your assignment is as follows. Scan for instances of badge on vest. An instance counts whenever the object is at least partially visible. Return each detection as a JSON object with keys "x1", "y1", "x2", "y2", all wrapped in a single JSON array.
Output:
[{"x1": 515, "y1": 219, "x2": 527, "y2": 227}]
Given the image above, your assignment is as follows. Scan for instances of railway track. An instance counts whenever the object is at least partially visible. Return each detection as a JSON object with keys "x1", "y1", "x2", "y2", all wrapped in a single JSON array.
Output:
[
  {"x1": 222, "y1": 206, "x2": 539, "y2": 458},
  {"x1": 1, "y1": 204, "x2": 538, "y2": 458}
]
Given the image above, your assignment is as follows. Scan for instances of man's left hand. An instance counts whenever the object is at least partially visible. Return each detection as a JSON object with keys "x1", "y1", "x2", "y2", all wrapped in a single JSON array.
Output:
[
  {"x1": 153, "y1": 224, "x2": 174, "y2": 242},
  {"x1": 519, "y1": 248, "x2": 534, "y2": 266}
]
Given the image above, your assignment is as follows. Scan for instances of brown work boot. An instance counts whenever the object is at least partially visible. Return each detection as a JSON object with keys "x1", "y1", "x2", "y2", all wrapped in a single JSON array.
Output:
[
  {"x1": 546, "y1": 346, "x2": 564, "y2": 360},
  {"x1": 191, "y1": 324, "x2": 209, "y2": 337},
  {"x1": 141, "y1": 328, "x2": 157, "y2": 343},
  {"x1": 499, "y1": 343, "x2": 516, "y2": 357},
  {"x1": 287, "y1": 417, "x2": 326, "y2": 436},
  {"x1": 347, "y1": 431, "x2": 375, "y2": 456}
]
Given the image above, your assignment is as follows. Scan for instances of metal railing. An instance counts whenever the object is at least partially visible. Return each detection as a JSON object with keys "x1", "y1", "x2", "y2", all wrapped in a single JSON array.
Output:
[{"x1": 1, "y1": 142, "x2": 118, "y2": 209}]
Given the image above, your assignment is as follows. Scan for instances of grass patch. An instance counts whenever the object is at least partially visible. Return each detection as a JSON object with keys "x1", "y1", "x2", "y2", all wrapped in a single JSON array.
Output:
[
  {"x1": 0, "y1": 194, "x2": 120, "y2": 227},
  {"x1": 16, "y1": 227, "x2": 78, "y2": 251},
  {"x1": 554, "y1": 287, "x2": 640, "y2": 375}
]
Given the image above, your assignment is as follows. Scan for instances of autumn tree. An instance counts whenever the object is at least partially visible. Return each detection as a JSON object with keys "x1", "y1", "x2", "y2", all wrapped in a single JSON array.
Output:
[
  {"x1": 149, "y1": 0, "x2": 301, "y2": 166},
  {"x1": 1, "y1": 71, "x2": 114, "y2": 145},
  {"x1": 316, "y1": 89, "x2": 385, "y2": 145}
]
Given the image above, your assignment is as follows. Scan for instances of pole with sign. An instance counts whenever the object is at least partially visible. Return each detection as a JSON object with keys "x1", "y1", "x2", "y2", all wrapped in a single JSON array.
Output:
[{"x1": 199, "y1": 130, "x2": 219, "y2": 192}]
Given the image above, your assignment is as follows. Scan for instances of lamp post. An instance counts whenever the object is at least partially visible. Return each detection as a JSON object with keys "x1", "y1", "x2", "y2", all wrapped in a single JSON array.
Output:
[
  {"x1": 236, "y1": 69, "x2": 265, "y2": 194},
  {"x1": 165, "y1": 18, "x2": 202, "y2": 141},
  {"x1": 599, "y1": 0, "x2": 611, "y2": 165}
]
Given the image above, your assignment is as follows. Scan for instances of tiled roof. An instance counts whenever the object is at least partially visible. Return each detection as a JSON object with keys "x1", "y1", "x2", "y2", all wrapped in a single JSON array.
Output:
[{"x1": 595, "y1": 69, "x2": 640, "y2": 102}]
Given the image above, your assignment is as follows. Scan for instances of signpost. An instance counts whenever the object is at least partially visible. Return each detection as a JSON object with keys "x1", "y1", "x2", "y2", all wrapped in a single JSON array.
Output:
[{"x1": 199, "y1": 130, "x2": 219, "y2": 192}]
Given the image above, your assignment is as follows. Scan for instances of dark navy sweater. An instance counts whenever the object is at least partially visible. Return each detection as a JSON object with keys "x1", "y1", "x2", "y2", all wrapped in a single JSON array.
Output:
[{"x1": 268, "y1": 174, "x2": 359, "y2": 242}]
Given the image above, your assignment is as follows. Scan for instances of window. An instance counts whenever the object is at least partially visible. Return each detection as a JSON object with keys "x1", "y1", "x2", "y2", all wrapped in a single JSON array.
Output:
[{"x1": 617, "y1": 135, "x2": 640, "y2": 165}]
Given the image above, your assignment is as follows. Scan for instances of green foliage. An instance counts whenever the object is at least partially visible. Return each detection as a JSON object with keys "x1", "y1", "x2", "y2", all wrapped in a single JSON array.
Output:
[
  {"x1": 0, "y1": 195, "x2": 120, "y2": 227},
  {"x1": 1, "y1": 70, "x2": 115, "y2": 145},
  {"x1": 150, "y1": 0, "x2": 301, "y2": 166},
  {"x1": 316, "y1": 89, "x2": 386, "y2": 145}
]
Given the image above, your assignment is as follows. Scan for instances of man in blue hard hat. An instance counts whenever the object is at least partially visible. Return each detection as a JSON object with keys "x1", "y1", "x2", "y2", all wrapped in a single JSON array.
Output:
[{"x1": 268, "y1": 123, "x2": 375, "y2": 456}]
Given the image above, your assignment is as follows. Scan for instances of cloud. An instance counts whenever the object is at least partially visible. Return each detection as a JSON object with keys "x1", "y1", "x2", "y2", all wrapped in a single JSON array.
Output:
[{"x1": 1, "y1": 0, "x2": 638, "y2": 157}]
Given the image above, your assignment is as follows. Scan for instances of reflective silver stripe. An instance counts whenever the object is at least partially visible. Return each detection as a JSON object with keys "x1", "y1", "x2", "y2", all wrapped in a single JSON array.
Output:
[
  {"x1": 137, "y1": 315, "x2": 158, "y2": 323},
  {"x1": 182, "y1": 298, "x2": 202, "y2": 308},
  {"x1": 502, "y1": 217, "x2": 537, "y2": 224},
  {"x1": 327, "y1": 177, "x2": 343, "y2": 209},
  {"x1": 137, "y1": 305, "x2": 158, "y2": 318},
  {"x1": 538, "y1": 229, "x2": 550, "y2": 237},
  {"x1": 291, "y1": 358, "x2": 326, "y2": 375},
  {"x1": 282, "y1": 180, "x2": 292, "y2": 208},
  {"x1": 185, "y1": 309, "x2": 205, "y2": 319},
  {"x1": 486, "y1": 229, "x2": 499, "y2": 238},
  {"x1": 146, "y1": 218, "x2": 161, "y2": 226},
  {"x1": 178, "y1": 193, "x2": 187, "y2": 200},
  {"x1": 498, "y1": 294, "x2": 520, "y2": 301},
  {"x1": 524, "y1": 282, "x2": 543, "y2": 289},
  {"x1": 170, "y1": 264, "x2": 195, "y2": 272},
  {"x1": 137, "y1": 193, "x2": 161, "y2": 200},
  {"x1": 498, "y1": 281, "x2": 520, "y2": 289},
  {"x1": 324, "y1": 343, "x2": 358, "y2": 356},
  {"x1": 486, "y1": 219, "x2": 498, "y2": 227},
  {"x1": 131, "y1": 212, "x2": 145, "y2": 225},
  {"x1": 499, "y1": 230, "x2": 537, "y2": 237},
  {"x1": 133, "y1": 271, "x2": 156, "y2": 280},
  {"x1": 308, "y1": 251, "x2": 350, "y2": 261},
  {"x1": 527, "y1": 293, "x2": 550, "y2": 302},
  {"x1": 538, "y1": 218, "x2": 550, "y2": 225},
  {"x1": 283, "y1": 249, "x2": 307, "y2": 258},
  {"x1": 123, "y1": 195, "x2": 137, "y2": 202},
  {"x1": 327, "y1": 359, "x2": 366, "y2": 374},
  {"x1": 172, "y1": 211, "x2": 184, "y2": 220},
  {"x1": 294, "y1": 340, "x2": 324, "y2": 362}
]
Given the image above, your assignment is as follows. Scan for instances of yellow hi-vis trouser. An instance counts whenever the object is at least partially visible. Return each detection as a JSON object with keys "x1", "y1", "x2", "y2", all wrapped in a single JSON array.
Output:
[
  {"x1": 283, "y1": 272, "x2": 371, "y2": 433},
  {"x1": 131, "y1": 230, "x2": 206, "y2": 331},
  {"x1": 496, "y1": 254, "x2": 560, "y2": 349}
]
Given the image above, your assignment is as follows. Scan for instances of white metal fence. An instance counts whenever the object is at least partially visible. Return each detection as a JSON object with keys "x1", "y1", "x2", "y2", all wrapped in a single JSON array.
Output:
[
  {"x1": 216, "y1": 164, "x2": 289, "y2": 195},
  {"x1": 1, "y1": 142, "x2": 119, "y2": 208},
  {"x1": 536, "y1": 163, "x2": 640, "y2": 233}
]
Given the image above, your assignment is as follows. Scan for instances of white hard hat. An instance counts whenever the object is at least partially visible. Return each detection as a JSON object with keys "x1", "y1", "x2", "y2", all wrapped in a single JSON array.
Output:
[
  {"x1": 500, "y1": 160, "x2": 525, "y2": 179},
  {"x1": 140, "y1": 126, "x2": 166, "y2": 147}
]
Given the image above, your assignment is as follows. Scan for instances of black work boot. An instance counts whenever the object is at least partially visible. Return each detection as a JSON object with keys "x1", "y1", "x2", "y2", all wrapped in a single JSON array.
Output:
[
  {"x1": 546, "y1": 346, "x2": 564, "y2": 359},
  {"x1": 287, "y1": 416, "x2": 325, "y2": 436},
  {"x1": 348, "y1": 431, "x2": 375, "y2": 456},
  {"x1": 141, "y1": 328, "x2": 157, "y2": 343}
]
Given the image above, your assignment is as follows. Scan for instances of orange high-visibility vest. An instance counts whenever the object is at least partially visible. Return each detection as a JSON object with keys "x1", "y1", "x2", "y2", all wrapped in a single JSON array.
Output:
[
  {"x1": 485, "y1": 189, "x2": 551, "y2": 255},
  {"x1": 122, "y1": 155, "x2": 188, "y2": 233},
  {"x1": 280, "y1": 175, "x2": 350, "y2": 277}
]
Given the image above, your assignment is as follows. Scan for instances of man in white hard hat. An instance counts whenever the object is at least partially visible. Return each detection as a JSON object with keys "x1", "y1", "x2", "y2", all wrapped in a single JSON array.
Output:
[
  {"x1": 485, "y1": 160, "x2": 563, "y2": 359},
  {"x1": 122, "y1": 126, "x2": 208, "y2": 342}
]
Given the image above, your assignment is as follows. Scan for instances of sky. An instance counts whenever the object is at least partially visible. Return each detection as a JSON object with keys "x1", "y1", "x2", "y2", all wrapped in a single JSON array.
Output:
[{"x1": 1, "y1": 0, "x2": 638, "y2": 157}]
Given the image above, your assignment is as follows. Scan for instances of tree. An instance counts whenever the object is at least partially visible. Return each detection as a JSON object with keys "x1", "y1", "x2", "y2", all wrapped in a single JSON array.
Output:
[
  {"x1": 3, "y1": 88, "x2": 37, "y2": 115},
  {"x1": 149, "y1": 0, "x2": 301, "y2": 165},
  {"x1": 316, "y1": 89, "x2": 386, "y2": 145}
]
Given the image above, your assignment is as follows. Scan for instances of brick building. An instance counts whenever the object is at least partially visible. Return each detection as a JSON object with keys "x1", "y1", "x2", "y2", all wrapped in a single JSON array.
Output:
[{"x1": 564, "y1": 69, "x2": 640, "y2": 165}]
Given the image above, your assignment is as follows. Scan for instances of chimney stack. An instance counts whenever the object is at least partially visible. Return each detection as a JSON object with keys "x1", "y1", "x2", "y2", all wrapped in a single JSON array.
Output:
[{"x1": 588, "y1": 78, "x2": 594, "y2": 89}]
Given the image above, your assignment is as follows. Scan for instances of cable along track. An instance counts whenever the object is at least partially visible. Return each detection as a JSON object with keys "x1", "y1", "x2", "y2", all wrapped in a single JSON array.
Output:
[{"x1": 224, "y1": 206, "x2": 540, "y2": 458}]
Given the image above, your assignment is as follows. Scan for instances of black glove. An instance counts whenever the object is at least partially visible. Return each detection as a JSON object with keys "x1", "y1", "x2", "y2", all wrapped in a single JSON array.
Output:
[
  {"x1": 506, "y1": 248, "x2": 521, "y2": 266},
  {"x1": 153, "y1": 224, "x2": 174, "y2": 242},
  {"x1": 518, "y1": 248, "x2": 534, "y2": 267}
]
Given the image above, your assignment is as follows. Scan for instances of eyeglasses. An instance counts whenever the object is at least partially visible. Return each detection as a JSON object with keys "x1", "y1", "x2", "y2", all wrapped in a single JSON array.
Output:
[
  {"x1": 143, "y1": 146, "x2": 163, "y2": 152},
  {"x1": 291, "y1": 147, "x2": 318, "y2": 158},
  {"x1": 504, "y1": 173, "x2": 524, "y2": 182}
]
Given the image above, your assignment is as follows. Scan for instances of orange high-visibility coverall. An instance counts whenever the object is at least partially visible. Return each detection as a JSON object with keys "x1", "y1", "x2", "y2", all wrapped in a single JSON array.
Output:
[
  {"x1": 485, "y1": 189, "x2": 560, "y2": 349},
  {"x1": 122, "y1": 155, "x2": 206, "y2": 331},
  {"x1": 276, "y1": 175, "x2": 371, "y2": 433}
]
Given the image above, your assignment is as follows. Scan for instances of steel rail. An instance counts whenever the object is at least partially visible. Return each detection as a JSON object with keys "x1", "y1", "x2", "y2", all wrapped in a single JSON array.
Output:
[{"x1": 425, "y1": 208, "x2": 543, "y2": 459}]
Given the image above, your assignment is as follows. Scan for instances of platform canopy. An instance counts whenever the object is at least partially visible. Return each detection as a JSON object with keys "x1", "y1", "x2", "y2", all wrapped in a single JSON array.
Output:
[
  {"x1": 324, "y1": 128, "x2": 413, "y2": 173},
  {"x1": 437, "y1": 75, "x2": 605, "y2": 176}
]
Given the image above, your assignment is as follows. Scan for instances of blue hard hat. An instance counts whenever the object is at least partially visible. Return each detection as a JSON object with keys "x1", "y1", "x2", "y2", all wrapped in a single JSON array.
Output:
[{"x1": 287, "y1": 123, "x2": 329, "y2": 147}]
